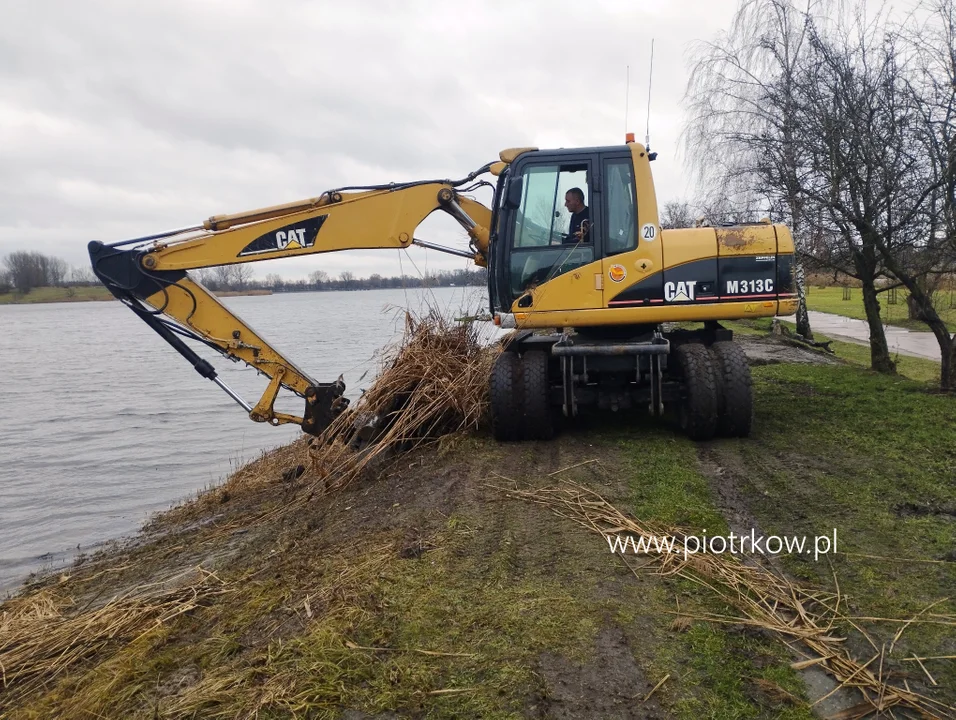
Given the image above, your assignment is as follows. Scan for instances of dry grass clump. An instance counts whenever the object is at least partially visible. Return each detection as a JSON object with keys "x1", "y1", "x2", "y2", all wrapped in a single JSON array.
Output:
[
  {"x1": 494, "y1": 478, "x2": 956, "y2": 720},
  {"x1": 309, "y1": 313, "x2": 496, "y2": 490},
  {"x1": 0, "y1": 570, "x2": 230, "y2": 711}
]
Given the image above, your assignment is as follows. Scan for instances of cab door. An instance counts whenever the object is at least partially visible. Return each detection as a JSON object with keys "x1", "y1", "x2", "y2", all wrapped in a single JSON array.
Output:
[
  {"x1": 496, "y1": 152, "x2": 605, "y2": 313},
  {"x1": 601, "y1": 150, "x2": 664, "y2": 308}
]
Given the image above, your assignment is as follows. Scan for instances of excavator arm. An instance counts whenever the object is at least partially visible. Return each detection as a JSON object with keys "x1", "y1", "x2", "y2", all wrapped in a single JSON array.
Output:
[{"x1": 88, "y1": 171, "x2": 495, "y2": 435}]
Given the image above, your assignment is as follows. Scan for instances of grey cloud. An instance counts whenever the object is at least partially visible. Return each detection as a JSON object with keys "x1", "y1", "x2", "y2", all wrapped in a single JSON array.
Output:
[{"x1": 1, "y1": 0, "x2": 736, "y2": 277}]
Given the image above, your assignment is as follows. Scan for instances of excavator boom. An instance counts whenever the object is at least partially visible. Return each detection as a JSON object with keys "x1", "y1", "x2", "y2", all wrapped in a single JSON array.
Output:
[{"x1": 89, "y1": 171, "x2": 496, "y2": 435}]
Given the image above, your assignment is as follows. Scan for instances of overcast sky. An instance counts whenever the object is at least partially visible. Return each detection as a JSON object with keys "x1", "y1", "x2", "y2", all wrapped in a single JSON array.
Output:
[{"x1": 1, "y1": 0, "x2": 740, "y2": 281}]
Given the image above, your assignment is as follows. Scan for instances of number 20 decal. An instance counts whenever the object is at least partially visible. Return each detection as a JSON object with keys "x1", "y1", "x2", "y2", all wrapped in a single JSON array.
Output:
[{"x1": 641, "y1": 223, "x2": 657, "y2": 241}]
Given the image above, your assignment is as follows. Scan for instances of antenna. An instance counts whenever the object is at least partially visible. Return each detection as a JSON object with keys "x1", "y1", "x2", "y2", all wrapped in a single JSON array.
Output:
[
  {"x1": 645, "y1": 38, "x2": 655, "y2": 150},
  {"x1": 625, "y1": 65, "x2": 630, "y2": 134}
]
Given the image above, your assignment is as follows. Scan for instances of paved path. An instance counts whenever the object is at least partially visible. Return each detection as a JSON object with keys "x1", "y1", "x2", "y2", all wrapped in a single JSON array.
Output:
[{"x1": 797, "y1": 311, "x2": 941, "y2": 361}]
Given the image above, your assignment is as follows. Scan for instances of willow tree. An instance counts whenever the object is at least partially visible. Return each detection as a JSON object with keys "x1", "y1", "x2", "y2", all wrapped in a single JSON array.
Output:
[{"x1": 684, "y1": 0, "x2": 826, "y2": 341}]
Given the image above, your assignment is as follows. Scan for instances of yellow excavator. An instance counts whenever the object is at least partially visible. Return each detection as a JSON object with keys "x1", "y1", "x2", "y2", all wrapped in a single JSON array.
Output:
[{"x1": 89, "y1": 140, "x2": 798, "y2": 442}]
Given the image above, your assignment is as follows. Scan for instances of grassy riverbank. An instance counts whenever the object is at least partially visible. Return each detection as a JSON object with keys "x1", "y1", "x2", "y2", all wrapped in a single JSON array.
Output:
[
  {"x1": 0, "y1": 287, "x2": 272, "y2": 304},
  {"x1": 2, "y1": 332, "x2": 954, "y2": 719}
]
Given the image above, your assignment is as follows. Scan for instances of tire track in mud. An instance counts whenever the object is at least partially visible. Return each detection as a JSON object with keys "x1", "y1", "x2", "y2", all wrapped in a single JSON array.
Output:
[{"x1": 696, "y1": 445, "x2": 863, "y2": 719}]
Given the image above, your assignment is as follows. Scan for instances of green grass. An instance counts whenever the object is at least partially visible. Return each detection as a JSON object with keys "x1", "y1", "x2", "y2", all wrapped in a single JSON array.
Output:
[
  {"x1": 734, "y1": 317, "x2": 944, "y2": 383},
  {"x1": 0, "y1": 286, "x2": 113, "y2": 304},
  {"x1": 815, "y1": 334, "x2": 942, "y2": 383},
  {"x1": 609, "y1": 428, "x2": 815, "y2": 719},
  {"x1": 805, "y1": 285, "x2": 956, "y2": 332},
  {"x1": 736, "y1": 363, "x2": 956, "y2": 692}
]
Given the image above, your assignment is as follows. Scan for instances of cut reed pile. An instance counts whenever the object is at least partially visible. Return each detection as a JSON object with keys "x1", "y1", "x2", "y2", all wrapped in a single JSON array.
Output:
[
  {"x1": 309, "y1": 313, "x2": 496, "y2": 491},
  {"x1": 0, "y1": 570, "x2": 230, "y2": 710},
  {"x1": 492, "y1": 477, "x2": 956, "y2": 720}
]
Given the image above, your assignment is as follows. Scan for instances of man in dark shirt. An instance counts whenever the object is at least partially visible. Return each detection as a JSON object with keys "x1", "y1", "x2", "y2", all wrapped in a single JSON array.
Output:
[{"x1": 564, "y1": 187, "x2": 590, "y2": 243}]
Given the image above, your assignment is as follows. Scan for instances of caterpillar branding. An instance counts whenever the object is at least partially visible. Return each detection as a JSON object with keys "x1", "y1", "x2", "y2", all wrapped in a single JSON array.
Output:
[
  {"x1": 664, "y1": 280, "x2": 697, "y2": 302},
  {"x1": 238, "y1": 215, "x2": 328, "y2": 257}
]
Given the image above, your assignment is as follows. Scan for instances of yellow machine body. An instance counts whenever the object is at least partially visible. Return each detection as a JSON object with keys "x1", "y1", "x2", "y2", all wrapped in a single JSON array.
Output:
[{"x1": 89, "y1": 141, "x2": 796, "y2": 435}]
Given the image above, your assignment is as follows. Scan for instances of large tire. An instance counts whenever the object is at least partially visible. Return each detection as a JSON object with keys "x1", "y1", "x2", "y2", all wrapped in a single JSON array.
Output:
[
  {"x1": 490, "y1": 351, "x2": 523, "y2": 441},
  {"x1": 675, "y1": 344, "x2": 718, "y2": 441},
  {"x1": 710, "y1": 341, "x2": 753, "y2": 438},
  {"x1": 521, "y1": 350, "x2": 554, "y2": 440}
]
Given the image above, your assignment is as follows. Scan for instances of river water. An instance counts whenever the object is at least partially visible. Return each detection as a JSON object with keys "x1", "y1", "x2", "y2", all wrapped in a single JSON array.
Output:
[{"x1": 0, "y1": 286, "x2": 491, "y2": 594}]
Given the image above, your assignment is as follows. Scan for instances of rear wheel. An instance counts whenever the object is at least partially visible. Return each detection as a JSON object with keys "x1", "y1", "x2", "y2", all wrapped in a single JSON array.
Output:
[
  {"x1": 675, "y1": 344, "x2": 718, "y2": 441},
  {"x1": 710, "y1": 341, "x2": 753, "y2": 437},
  {"x1": 490, "y1": 351, "x2": 523, "y2": 441},
  {"x1": 521, "y1": 350, "x2": 554, "y2": 440}
]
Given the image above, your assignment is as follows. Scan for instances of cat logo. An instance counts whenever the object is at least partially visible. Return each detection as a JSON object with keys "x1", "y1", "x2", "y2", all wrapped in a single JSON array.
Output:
[
  {"x1": 664, "y1": 280, "x2": 697, "y2": 302},
  {"x1": 238, "y1": 215, "x2": 328, "y2": 257},
  {"x1": 745, "y1": 303, "x2": 757, "y2": 313},
  {"x1": 276, "y1": 228, "x2": 307, "y2": 250},
  {"x1": 608, "y1": 264, "x2": 627, "y2": 283}
]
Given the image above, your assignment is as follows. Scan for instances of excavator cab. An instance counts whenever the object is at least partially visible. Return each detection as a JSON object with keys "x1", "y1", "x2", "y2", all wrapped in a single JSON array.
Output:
[{"x1": 488, "y1": 144, "x2": 665, "y2": 323}]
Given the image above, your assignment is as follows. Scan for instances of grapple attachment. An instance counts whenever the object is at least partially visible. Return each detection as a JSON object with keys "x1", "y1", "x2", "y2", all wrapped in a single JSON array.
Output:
[{"x1": 302, "y1": 377, "x2": 349, "y2": 436}]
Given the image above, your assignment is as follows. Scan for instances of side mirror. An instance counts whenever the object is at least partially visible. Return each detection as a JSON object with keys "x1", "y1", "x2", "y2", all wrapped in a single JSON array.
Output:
[{"x1": 504, "y1": 176, "x2": 523, "y2": 209}]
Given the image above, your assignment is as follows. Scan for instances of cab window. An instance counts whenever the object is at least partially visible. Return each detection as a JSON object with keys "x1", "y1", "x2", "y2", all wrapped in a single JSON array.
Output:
[
  {"x1": 605, "y1": 158, "x2": 637, "y2": 254},
  {"x1": 510, "y1": 163, "x2": 594, "y2": 296}
]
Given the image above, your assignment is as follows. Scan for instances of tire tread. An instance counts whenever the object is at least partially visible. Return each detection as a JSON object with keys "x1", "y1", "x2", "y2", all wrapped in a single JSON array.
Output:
[
  {"x1": 521, "y1": 350, "x2": 554, "y2": 441},
  {"x1": 675, "y1": 344, "x2": 718, "y2": 441},
  {"x1": 710, "y1": 341, "x2": 753, "y2": 437},
  {"x1": 490, "y1": 351, "x2": 522, "y2": 441}
]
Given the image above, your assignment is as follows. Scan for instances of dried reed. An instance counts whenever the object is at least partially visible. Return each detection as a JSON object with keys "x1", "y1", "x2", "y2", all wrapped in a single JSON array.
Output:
[
  {"x1": 0, "y1": 569, "x2": 230, "y2": 710},
  {"x1": 309, "y1": 312, "x2": 495, "y2": 490},
  {"x1": 492, "y1": 478, "x2": 956, "y2": 719}
]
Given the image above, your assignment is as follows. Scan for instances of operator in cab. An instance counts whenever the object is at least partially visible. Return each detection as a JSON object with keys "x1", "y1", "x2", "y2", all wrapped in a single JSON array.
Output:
[{"x1": 564, "y1": 187, "x2": 590, "y2": 243}]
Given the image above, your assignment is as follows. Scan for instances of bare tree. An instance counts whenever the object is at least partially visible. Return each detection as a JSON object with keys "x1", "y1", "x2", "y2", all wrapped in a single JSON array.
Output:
[
  {"x1": 660, "y1": 201, "x2": 698, "y2": 229},
  {"x1": 233, "y1": 263, "x2": 253, "y2": 290},
  {"x1": 48, "y1": 257, "x2": 69, "y2": 287},
  {"x1": 685, "y1": 0, "x2": 829, "y2": 340},
  {"x1": 791, "y1": 6, "x2": 956, "y2": 385},
  {"x1": 213, "y1": 265, "x2": 235, "y2": 290},
  {"x1": 70, "y1": 265, "x2": 96, "y2": 285},
  {"x1": 3, "y1": 251, "x2": 49, "y2": 293},
  {"x1": 309, "y1": 269, "x2": 329, "y2": 289},
  {"x1": 893, "y1": 0, "x2": 956, "y2": 380},
  {"x1": 192, "y1": 268, "x2": 216, "y2": 288}
]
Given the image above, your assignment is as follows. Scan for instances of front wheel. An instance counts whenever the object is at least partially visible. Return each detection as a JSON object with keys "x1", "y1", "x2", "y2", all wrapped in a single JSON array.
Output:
[
  {"x1": 521, "y1": 351, "x2": 554, "y2": 440},
  {"x1": 490, "y1": 351, "x2": 523, "y2": 441}
]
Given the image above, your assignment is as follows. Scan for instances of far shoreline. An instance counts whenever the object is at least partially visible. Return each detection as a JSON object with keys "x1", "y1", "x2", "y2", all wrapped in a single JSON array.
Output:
[{"x1": 0, "y1": 287, "x2": 274, "y2": 305}]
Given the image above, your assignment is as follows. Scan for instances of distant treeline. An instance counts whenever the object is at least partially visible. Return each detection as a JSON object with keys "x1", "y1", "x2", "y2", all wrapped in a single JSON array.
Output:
[
  {"x1": 194, "y1": 267, "x2": 488, "y2": 293},
  {"x1": 1, "y1": 251, "x2": 97, "y2": 294},
  {"x1": 1, "y1": 250, "x2": 487, "y2": 296}
]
